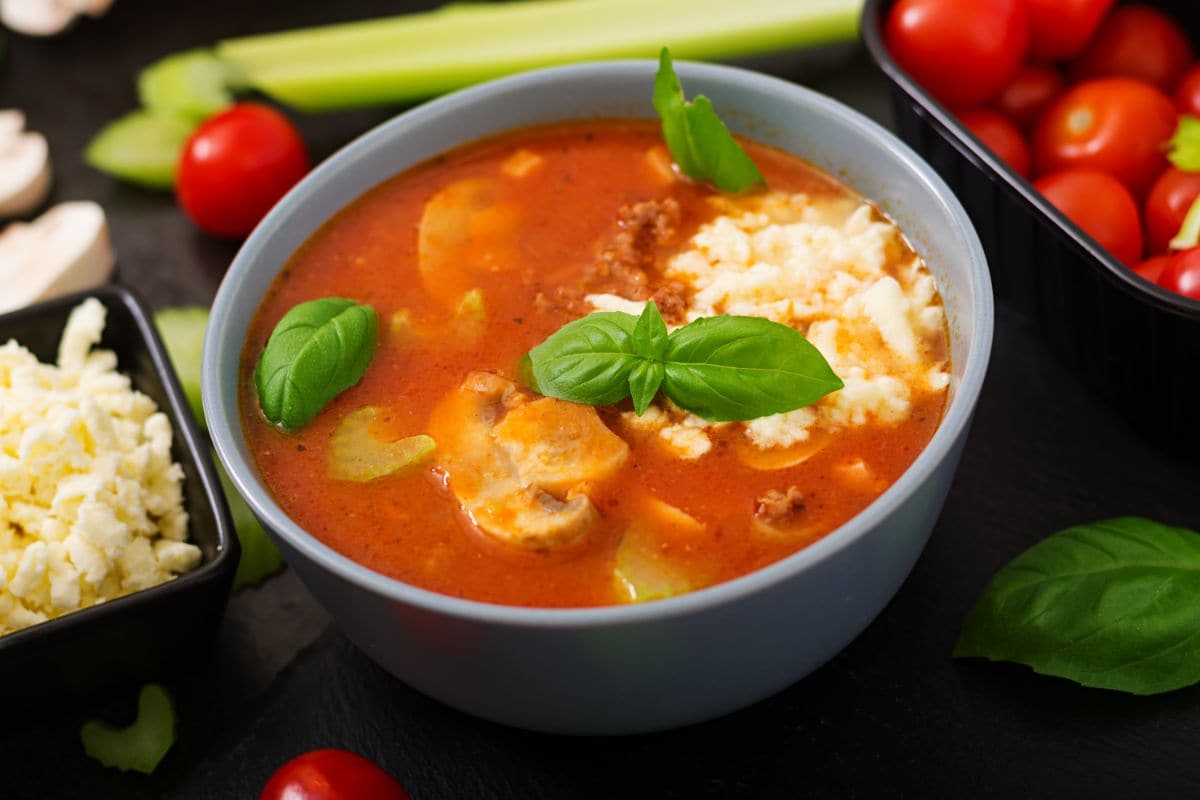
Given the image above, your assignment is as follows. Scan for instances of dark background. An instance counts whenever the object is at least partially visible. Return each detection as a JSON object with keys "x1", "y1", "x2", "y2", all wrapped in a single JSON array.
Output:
[{"x1": 2, "y1": 1, "x2": 1199, "y2": 797}]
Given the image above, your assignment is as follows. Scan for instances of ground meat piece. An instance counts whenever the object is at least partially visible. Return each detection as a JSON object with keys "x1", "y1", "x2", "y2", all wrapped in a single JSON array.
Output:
[
  {"x1": 754, "y1": 486, "x2": 806, "y2": 526},
  {"x1": 587, "y1": 198, "x2": 682, "y2": 297},
  {"x1": 650, "y1": 280, "x2": 690, "y2": 325}
]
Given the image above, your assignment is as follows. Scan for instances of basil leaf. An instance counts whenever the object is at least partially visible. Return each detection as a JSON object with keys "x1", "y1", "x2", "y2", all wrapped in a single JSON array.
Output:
[
  {"x1": 662, "y1": 315, "x2": 843, "y2": 422},
  {"x1": 254, "y1": 297, "x2": 378, "y2": 430},
  {"x1": 527, "y1": 311, "x2": 640, "y2": 406},
  {"x1": 629, "y1": 359, "x2": 664, "y2": 416},
  {"x1": 653, "y1": 47, "x2": 765, "y2": 193},
  {"x1": 1168, "y1": 114, "x2": 1200, "y2": 172},
  {"x1": 631, "y1": 299, "x2": 669, "y2": 360},
  {"x1": 954, "y1": 517, "x2": 1200, "y2": 695}
]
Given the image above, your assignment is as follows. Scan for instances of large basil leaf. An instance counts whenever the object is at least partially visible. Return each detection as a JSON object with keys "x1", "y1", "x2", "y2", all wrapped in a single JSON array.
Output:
[
  {"x1": 954, "y1": 517, "x2": 1200, "y2": 695},
  {"x1": 652, "y1": 47, "x2": 764, "y2": 193},
  {"x1": 662, "y1": 315, "x2": 843, "y2": 422},
  {"x1": 254, "y1": 297, "x2": 378, "y2": 430},
  {"x1": 526, "y1": 311, "x2": 640, "y2": 406}
]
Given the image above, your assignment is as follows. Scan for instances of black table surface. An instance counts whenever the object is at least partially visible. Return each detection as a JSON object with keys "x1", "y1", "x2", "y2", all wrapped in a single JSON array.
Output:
[{"x1": 3, "y1": 1, "x2": 1200, "y2": 797}]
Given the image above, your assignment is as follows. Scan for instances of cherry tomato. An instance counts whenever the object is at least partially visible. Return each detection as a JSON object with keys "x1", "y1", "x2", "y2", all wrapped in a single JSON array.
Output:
[
  {"x1": 260, "y1": 749, "x2": 410, "y2": 800},
  {"x1": 956, "y1": 109, "x2": 1031, "y2": 177},
  {"x1": 1034, "y1": 168, "x2": 1143, "y2": 265},
  {"x1": 1174, "y1": 65, "x2": 1200, "y2": 118},
  {"x1": 1023, "y1": 0, "x2": 1115, "y2": 61},
  {"x1": 1070, "y1": 5, "x2": 1194, "y2": 91},
  {"x1": 176, "y1": 103, "x2": 310, "y2": 238},
  {"x1": 1032, "y1": 78, "x2": 1176, "y2": 197},
  {"x1": 884, "y1": 0, "x2": 1028, "y2": 109},
  {"x1": 1158, "y1": 247, "x2": 1200, "y2": 300},
  {"x1": 1144, "y1": 167, "x2": 1200, "y2": 254},
  {"x1": 1132, "y1": 254, "x2": 1170, "y2": 284},
  {"x1": 992, "y1": 65, "x2": 1064, "y2": 131}
]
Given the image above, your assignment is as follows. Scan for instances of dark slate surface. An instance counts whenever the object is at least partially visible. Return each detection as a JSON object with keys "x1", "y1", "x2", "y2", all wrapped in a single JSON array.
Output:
[{"x1": 2, "y1": 2, "x2": 1199, "y2": 797}]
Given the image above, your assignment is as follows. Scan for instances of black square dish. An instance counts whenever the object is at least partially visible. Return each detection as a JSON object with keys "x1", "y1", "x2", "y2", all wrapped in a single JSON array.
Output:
[
  {"x1": 0, "y1": 285, "x2": 238, "y2": 702},
  {"x1": 862, "y1": 0, "x2": 1200, "y2": 458}
]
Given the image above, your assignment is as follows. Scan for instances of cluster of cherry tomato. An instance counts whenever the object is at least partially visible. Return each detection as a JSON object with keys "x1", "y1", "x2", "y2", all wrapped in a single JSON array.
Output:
[{"x1": 885, "y1": 0, "x2": 1200, "y2": 300}]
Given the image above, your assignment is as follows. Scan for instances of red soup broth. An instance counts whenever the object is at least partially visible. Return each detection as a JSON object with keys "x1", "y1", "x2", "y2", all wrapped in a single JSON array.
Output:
[{"x1": 241, "y1": 120, "x2": 948, "y2": 608}]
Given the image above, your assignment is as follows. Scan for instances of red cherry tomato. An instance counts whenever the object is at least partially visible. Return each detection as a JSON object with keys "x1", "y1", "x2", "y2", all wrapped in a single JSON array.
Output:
[
  {"x1": 1034, "y1": 168, "x2": 1143, "y2": 265},
  {"x1": 1174, "y1": 65, "x2": 1200, "y2": 118},
  {"x1": 176, "y1": 103, "x2": 310, "y2": 238},
  {"x1": 1132, "y1": 254, "x2": 1170, "y2": 284},
  {"x1": 1070, "y1": 5, "x2": 1194, "y2": 91},
  {"x1": 992, "y1": 65, "x2": 1065, "y2": 131},
  {"x1": 884, "y1": 0, "x2": 1029, "y2": 109},
  {"x1": 1023, "y1": 0, "x2": 1115, "y2": 61},
  {"x1": 1032, "y1": 78, "x2": 1176, "y2": 197},
  {"x1": 1144, "y1": 167, "x2": 1200, "y2": 254},
  {"x1": 1158, "y1": 247, "x2": 1200, "y2": 300},
  {"x1": 957, "y1": 109, "x2": 1031, "y2": 177},
  {"x1": 260, "y1": 749, "x2": 410, "y2": 800}
]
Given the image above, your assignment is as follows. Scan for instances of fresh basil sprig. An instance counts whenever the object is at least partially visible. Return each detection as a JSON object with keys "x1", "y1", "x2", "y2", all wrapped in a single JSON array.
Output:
[
  {"x1": 954, "y1": 517, "x2": 1200, "y2": 695},
  {"x1": 653, "y1": 47, "x2": 765, "y2": 193},
  {"x1": 527, "y1": 302, "x2": 842, "y2": 422},
  {"x1": 254, "y1": 297, "x2": 378, "y2": 430}
]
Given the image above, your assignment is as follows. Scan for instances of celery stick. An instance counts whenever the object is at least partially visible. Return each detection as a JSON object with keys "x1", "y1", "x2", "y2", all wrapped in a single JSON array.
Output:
[
  {"x1": 216, "y1": 0, "x2": 860, "y2": 112},
  {"x1": 138, "y1": 49, "x2": 239, "y2": 119},
  {"x1": 85, "y1": 111, "x2": 194, "y2": 189}
]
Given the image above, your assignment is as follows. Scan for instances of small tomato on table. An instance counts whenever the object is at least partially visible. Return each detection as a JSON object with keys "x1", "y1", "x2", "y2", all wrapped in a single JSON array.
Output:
[{"x1": 260, "y1": 749, "x2": 411, "y2": 800}]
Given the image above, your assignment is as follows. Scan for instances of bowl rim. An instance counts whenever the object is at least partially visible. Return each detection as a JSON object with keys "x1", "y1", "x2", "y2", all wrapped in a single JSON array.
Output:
[
  {"x1": 206, "y1": 58, "x2": 993, "y2": 629},
  {"x1": 0, "y1": 284, "x2": 238, "y2": 652},
  {"x1": 860, "y1": 0, "x2": 1200, "y2": 319}
]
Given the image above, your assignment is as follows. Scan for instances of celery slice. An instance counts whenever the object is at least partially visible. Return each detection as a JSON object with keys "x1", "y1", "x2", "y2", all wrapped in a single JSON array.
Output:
[
  {"x1": 154, "y1": 307, "x2": 208, "y2": 428},
  {"x1": 85, "y1": 111, "x2": 195, "y2": 189},
  {"x1": 327, "y1": 406, "x2": 436, "y2": 482},
  {"x1": 614, "y1": 520, "x2": 693, "y2": 602},
  {"x1": 216, "y1": 0, "x2": 860, "y2": 112},
  {"x1": 218, "y1": 459, "x2": 285, "y2": 589},
  {"x1": 454, "y1": 288, "x2": 487, "y2": 340},
  {"x1": 138, "y1": 48, "x2": 239, "y2": 120},
  {"x1": 80, "y1": 684, "x2": 176, "y2": 774}
]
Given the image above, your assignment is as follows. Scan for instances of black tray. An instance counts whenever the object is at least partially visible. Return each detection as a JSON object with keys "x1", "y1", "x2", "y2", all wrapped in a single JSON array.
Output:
[{"x1": 862, "y1": 0, "x2": 1200, "y2": 458}]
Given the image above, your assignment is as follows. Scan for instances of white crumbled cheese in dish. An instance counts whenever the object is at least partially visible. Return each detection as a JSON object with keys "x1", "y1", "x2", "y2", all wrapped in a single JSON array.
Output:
[
  {"x1": 0, "y1": 298, "x2": 200, "y2": 636},
  {"x1": 593, "y1": 191, "x2": 950, "y2": 459}
]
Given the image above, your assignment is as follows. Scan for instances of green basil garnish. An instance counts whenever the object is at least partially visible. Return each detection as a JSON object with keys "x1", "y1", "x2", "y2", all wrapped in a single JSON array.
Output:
[
  {"x1": 954, "y1": 517, "x2": 1200, "y2": 696},
  {"x1": 527, "y1": 302, "x2": 842, "y2": 422},
  {"x1": 653, "y1": 47, "x2": 765, "y2": 193},
  {"x1": 254, "y1": 297, "x2": 378, "y2": 430}
]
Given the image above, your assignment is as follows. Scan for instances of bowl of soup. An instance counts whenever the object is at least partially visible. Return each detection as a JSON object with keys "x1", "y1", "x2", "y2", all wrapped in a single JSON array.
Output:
[{"x1": 205, "y1": 60, "x2": 992, "y2": 734}]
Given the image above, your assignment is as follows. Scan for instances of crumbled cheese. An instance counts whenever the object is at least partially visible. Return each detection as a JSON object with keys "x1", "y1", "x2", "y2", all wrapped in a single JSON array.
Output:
[
  {"x1": 0, "y1": 299, "x2": 201, "y2": 636},
  {"x1": 590, "y1": 190, "x2": 950, "y2": 459}
]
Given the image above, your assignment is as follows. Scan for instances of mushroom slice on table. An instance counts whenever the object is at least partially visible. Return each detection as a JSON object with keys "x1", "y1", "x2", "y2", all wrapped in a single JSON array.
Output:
[
  {"x1": 0, "y1": 201, "x2": 115, "y2": 313},
  {"x1": 0, "y1": 110, "x2": 52, "y2": 218},
  {"x1": 0, "y1": 0, "x2": 112, "y2": 36}
]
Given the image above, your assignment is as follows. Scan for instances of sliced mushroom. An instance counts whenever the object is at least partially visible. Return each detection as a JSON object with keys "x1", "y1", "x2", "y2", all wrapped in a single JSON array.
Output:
[
  {"x1": 417, "y1": 178, "x2": 518, "y2": 307},
  {"x1": 0, "y1": 0, "x2": 111, "y2": 36},
  {"x1": 427, "y1": 371, "x2": 628, "y2": 549},
  {"x1": 0, "y1": 201, "x2": 115, "y2": 314},
  {"x1": 0, "y1": 109, "x2": 52, "y2": 218},
  {"x1": 735, "y1": 434, "x2": 828, "y2": 471}
]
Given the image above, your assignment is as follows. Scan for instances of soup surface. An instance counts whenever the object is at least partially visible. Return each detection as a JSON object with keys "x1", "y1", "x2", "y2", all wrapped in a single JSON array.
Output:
[{"x1": 242, "y1": 120, "x2": 949, "y2": 607}]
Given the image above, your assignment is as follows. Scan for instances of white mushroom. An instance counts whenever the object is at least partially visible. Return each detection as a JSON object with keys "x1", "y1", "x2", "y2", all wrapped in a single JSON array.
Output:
[
  {"x1": 0, "y1": 0, "x2": 112, "y2": 36},
  {"x1": 0, "y1": 110, "x2": 52, "y2": 218},
  {"x1": 0, "y1": 201, "x2": 115, "y2": 313}
]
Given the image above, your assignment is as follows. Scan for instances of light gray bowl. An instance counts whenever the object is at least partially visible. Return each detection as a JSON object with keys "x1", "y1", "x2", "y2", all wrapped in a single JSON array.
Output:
[{"x1": 204, "y1": 60, "x2": 993, "y2": 735}]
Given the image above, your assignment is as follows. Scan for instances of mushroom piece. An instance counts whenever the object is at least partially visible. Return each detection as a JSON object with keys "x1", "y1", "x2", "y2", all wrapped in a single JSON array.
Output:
[
  {"x1": 427, "y1": 371, "x2": 629, "y2": 549},
  {"x1": 417, "y1": 177, "x2": 519, "y2": 307},
  {"x1": 0, "y1": 110, "x2": 52, "y2": 218},
  {"x1": 0, "y1": 201, "x2": 116, "y2": 314},
  {"x1": 0, "y1": 0, "x2": 112, "y2": 36}
]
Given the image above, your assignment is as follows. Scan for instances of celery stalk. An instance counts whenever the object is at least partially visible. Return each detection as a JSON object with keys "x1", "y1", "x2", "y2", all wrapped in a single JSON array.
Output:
[{"x1": 216, "y1": 0, "x2": 861, "y2": 112}]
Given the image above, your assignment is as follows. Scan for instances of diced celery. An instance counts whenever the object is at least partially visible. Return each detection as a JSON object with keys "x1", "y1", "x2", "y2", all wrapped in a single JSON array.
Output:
[
  {"x1": 154, "y1": 307, "x2": 208, "y2": 429},
  {"x1": 138, "y1": 49, "x2": 240, "y2": 120},
  {"x1": 80, "y1": 684, "x2": 176, "y2": 774},
  {"x1": 217, "y1": 459, "x2": 285, "y2": 589},
  {"x1": 454, "y1": 288, "x2": 486, "y2": 340},
  {"x1": 215, "y1": 0, "x2": 860, "y2": 112},
  {"x1": 327, "y1": 406, "x2": 436, "y2": 482},
  {"x1": 85, "y1": 111, "x2": 195, "y2": 189}
]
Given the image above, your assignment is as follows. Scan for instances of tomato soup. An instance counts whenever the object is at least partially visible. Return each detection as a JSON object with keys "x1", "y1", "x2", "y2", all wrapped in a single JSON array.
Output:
[{"x1": 241, "y1": 120, "x2": 949, "y2": 607}]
